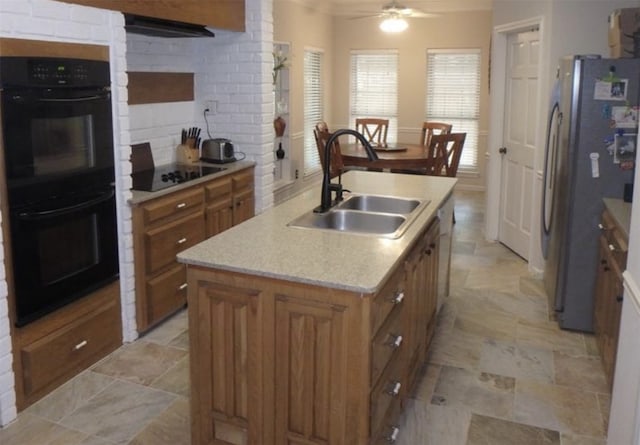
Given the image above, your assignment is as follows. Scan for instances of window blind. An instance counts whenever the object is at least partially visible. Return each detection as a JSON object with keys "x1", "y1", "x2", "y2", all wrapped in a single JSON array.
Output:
[
  {"x1": 426, "y1": 50, "x2": 481, "y2": 173},
  {"x1": 303, "y1": 49, "x2": 323, "y2": 176},
  {"x1": 350, "y1": 50, "x2": 398, "y2": 143}
]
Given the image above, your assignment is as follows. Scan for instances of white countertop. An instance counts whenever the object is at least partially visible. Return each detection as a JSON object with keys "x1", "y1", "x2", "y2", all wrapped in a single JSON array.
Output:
[
  {"x1": 177, "y1": 171, "x2": 456, "y2": 294},
  {"x1": 603, "y1": 198, "x2": 632, "y2": 239}
]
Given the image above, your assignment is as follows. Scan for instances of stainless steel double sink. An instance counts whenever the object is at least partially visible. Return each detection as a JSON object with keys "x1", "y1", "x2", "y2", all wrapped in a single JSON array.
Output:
[{"x1": 288, "y1": 194, "x2": 430, "y2": 238}]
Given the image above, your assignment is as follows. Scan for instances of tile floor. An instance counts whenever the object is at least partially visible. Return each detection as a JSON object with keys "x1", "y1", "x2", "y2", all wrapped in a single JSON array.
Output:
[{"x1": 0, "y1": 190, "x2": 610, "y2": 445}]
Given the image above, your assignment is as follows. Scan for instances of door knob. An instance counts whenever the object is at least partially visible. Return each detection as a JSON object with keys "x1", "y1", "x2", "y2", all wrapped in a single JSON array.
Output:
[{"x1": 499, "y1": 147, "x2": 507, "y2": 154}]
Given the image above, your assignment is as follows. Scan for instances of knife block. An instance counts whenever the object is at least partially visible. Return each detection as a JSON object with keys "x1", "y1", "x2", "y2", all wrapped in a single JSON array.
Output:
[{"x1": 177, "y1": 144, "x2": 199, "y2": 164}]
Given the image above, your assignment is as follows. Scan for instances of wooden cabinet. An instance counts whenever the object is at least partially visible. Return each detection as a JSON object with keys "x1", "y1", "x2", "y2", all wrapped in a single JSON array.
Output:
[
  {"x1": 594, "y1": 208, "x2": 628, "y2": 389},
  {"x1": 13, "y1": 281, "x2": 122, "y2": 409},
  {"x1": 132, "y1": 167, "x2": 254, "y2": 332},
  {"x1": 187, "y1": 217, "x2": 440, "y2": 444},
  {"x1": 55, "y1": 0, "x2": 245, "y2": 32}
]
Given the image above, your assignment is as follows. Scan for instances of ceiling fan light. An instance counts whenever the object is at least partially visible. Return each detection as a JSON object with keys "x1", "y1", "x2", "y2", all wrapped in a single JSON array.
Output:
[{"x1": 379, "y1": 17, "x2": 408, "y2": 33}]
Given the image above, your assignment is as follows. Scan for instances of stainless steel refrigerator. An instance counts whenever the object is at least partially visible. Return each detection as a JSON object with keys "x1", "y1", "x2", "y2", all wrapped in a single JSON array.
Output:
[{"x1": 541, "y1": 55, "x2": 638, "y2": 332}]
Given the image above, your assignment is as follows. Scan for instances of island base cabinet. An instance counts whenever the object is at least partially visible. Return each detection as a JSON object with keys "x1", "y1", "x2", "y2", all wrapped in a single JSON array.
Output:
[{"x1": 187, "y1": 218, "x2": 440, "y2": 445}]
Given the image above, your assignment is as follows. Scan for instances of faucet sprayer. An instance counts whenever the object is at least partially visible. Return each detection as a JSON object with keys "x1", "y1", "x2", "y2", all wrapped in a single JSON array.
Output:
[{"x1": 315, "y1": 129, "x2": 379, "y2": 213}]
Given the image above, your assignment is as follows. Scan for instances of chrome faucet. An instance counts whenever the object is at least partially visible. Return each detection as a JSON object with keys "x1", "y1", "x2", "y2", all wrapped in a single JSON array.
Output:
[{"x1": 315, "y1": 129, "x2": 379, "y2": 213}]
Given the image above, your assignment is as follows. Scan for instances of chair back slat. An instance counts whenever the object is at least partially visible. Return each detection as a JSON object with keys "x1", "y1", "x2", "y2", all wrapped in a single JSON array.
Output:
[
  {"x1": 314, "y1": 122, "x2": 344, "y2": 179},
  {"x1": 421, "y1": 122, "x2": 452, "y2": 147},
  {"x1": 430, "y1": 132, "x2": 466, "y2": 177}
]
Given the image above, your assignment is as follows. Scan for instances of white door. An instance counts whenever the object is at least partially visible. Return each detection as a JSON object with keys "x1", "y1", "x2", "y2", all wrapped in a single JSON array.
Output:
[{"x1": 498, "y1": 29, "x2": 540, "y2": 259}]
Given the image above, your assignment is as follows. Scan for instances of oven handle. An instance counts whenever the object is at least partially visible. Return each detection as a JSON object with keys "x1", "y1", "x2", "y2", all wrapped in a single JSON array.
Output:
[
  {"x1": 18, "y1": 189, "x2": 115, "y2": 221},
  {"x1": 36, "y1": 94, "x2": 109, "y2": 103}
]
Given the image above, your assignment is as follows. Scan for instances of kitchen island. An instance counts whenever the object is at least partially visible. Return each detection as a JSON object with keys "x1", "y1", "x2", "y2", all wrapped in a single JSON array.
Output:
[{"x1": 178, "y1": 170, "x2": 456, "y2": 445}]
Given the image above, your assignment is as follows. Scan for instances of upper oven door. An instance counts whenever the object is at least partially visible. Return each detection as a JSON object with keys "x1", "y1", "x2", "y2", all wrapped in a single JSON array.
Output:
[{"x1": 1, "y1": 86, "x2": 114, "y2": 186}]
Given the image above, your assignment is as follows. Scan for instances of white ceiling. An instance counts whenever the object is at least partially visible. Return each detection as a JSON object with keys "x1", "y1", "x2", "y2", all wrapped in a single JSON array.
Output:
[{"x1": 304, "y1": 0, "x2": 494, "y2": 17}]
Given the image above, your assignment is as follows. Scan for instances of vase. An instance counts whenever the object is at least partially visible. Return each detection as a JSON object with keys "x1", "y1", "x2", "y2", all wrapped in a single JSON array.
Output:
[{"x1": 274, "y1": 116, "x2": 286, "y2": 137}]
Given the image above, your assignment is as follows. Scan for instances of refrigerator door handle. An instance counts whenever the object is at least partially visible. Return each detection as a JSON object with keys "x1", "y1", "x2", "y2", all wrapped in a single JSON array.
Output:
[{"x1": 541, "y1": 101, "x2": 562, "y2": 258}]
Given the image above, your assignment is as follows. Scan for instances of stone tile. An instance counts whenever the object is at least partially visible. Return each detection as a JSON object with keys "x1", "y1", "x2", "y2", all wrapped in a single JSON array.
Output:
[
  {"x1": 78, "y1": 436, "x2": 126, "y2": 445},
  {"x1": 478, "y1": 339, "x2": 554, "y2": 383},
  {"x1": 92, "y1": 340, "x2": 187, "y2": 386},
  {"x1": 560, "y1": 433, "x2": 606, "y2": 445},
  {"x1": 412, "y1": 364, "x2": 441, "y2": 402},
  {"x1": 583, "y1": 334, "x2": 600, "y2": 357},
  {"x1": 150, "y1": 355, "x2": 190, "y2": 397},
  {"x1": 26, "y1": 371, "x2": 115, "y2": 422},
  {"x1": 516, "y1": 319, "x2": 586, "y2": 355},
  {"x1": 59, "y1": 380, "x2": 176, "y2": 443},
  {"x1": 431, "y1": 366, "x2": 515, "y2": 419},
  {"x1": 452, "y1": 240, "x2": 476, "y2": 255},
  {"x1": 129, "y1": 397, "x2": 190, "y2": 445},
  {"x1": 467, "y1": 413, "x2": 560, "y2": 445},
  {"x1": 396, "y1": 399, "x2": 471, "y2": 445},
  {"x1": 514, "y1": 380, "x2": 605, "y2": 437},
  {"x1": 141, "y1": 309, "x2": 188, "y2": 345},
  {"x1": 553, "y1": 352, "x2": 609, "y2": 393},
  {"x1": 597, "y1": 393, "x2": 611, "y2": 432},
  {"x1": 169, "y1": 329, "x2": 189, "y2": 350},
  {"x1": 427, "y1": 328, "x2": 483, "y2": 370},
  {"x1": 519, "y1": 276, "x2": 547, "y2": 298},
  {"x1": 453, "y1": 304, "x2": 517, "y2": 341},
  {"x1": 0, "y1": 413, "x2": 88, "y2": 445}
]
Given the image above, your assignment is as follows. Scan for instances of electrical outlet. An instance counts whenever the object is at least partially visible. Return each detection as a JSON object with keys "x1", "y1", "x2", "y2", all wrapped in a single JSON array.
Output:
[{"x1": 205, "y1": 100, "x2": 217, "y2": 114}]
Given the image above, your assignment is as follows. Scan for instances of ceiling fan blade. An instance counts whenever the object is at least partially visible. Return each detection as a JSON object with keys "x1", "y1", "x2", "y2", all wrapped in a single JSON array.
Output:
[{"x1": 347, "y1": 13, "x2": 382, "y2": 20}]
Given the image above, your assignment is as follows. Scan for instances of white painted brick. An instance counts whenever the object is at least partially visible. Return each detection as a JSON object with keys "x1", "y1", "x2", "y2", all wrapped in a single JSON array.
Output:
[
  {"x1": 11, "y1": 15, "x2": 55, "y2": 36},
  {"x1": 32, "y1": 0, "x2": 69, "y2": 20},
  {"x1": 70, "y1": 5, "x2": 105, "y2": 24},
  {"x1": 54, "y1": 21, "x2": 92, "y2": 40},
  {"x1": 0, "y1": 1, "x2": 30, "y2": 14},
  {"x1": 0, "y1": 391, "x2": 17, "y2": 427}
]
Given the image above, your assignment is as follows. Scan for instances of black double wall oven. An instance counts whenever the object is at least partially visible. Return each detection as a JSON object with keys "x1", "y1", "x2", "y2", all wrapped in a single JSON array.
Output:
[{"x1": 0, "y1": 56, "x2": 119, "y2": 327}]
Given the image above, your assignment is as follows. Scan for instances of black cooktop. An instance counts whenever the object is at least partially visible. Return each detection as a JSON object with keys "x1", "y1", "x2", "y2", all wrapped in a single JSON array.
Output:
[{"x1": 131, "y1": 163, "x2": 226, "y2": 192}]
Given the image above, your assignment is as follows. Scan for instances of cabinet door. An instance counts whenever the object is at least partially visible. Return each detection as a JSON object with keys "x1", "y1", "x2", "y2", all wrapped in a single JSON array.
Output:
[
  {"x1": 56, "y1": 0, "x2": 245, "y2": 31},
  {"x1": 233, "y1": 189, "x2": 255, "y2": 225},
  {"x1": 205, "y1": 176, "x2": 233, "y2": 237},
  {"x1": 189, "y1": 279, "x2": 264, "y2": 445},
  {"x1": 274, "y1": 295, "x2": 348, "y2": 445}
]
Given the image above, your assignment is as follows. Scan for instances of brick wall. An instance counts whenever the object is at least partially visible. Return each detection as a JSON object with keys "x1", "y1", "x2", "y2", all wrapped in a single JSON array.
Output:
[{"x1": 0, "y1": 0, "x2": 272, "y2": 427}]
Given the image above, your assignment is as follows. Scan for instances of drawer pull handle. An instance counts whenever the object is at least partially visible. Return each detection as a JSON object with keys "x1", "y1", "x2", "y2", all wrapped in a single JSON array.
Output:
[
  {"x1": 178, "y1": 283, "x2": 188, "y2": 291},
  {"x1": 389, "y1": 335, "x2": 403, "y2": 349},
  {"x1": 609, "y1": 244, "x2": 616, "y2": 252},
  {"x1": 74, "y1": 340, "x2": 88, "y2": 351},
  {"x1": 177, "y1": 237, "x2": 187, "y2": 244},
  {"x1": 598, "y1": 223, "x2": 605, "y2": 230},
  {"x1": 387, "y1": 381, "x2": 402, "y2": 396},
  {"x1": 176, "y1": 202, "x2": 187, "y2": 209},
  {"x1": 386, "y1": 426, "x2": 400, "y2": 443},
  {"x1": 391, "y1": 291, "x2": 404, "y2": 305}
]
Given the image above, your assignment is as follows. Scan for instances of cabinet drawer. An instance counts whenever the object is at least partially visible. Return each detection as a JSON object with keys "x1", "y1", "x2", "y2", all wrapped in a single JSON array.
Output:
[
  {"x1": 21, "y1": 301, "x2": 120, "y2": 396},
  {"x1": 371, "y1": 398, "x2": 402, "y2": 445},
  {"x1": 371, "y1": 267, "x2": 405, "y2": 336},
  {"x1": 370, "y1": 348, "x2": 405, "y2": 438},
  {"x1": 371, "y1": 304, "x2": 405, "y2": 386},
  {"x1": 145, "y1": 212, "x2": 205, "y2": 274},
  {"x1": 146, "y1": 264, "x2": 188, "y2": 323},
  {"x1": 232, "y1": 169, "x2": 254, "y2": 193},
  {"x1": 142, "y1": 187, "x2": 204, "y2": 226}
]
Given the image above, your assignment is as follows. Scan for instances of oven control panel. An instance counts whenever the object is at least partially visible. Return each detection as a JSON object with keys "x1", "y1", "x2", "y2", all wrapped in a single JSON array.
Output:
[{"x1": 0, "y1": 57, "x2": 110, "y2": 87}]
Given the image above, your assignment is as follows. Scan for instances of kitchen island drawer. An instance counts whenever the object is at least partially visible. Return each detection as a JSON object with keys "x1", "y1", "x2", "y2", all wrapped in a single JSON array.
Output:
[
  {"x1": 205, "y1": 176, "x2": 232, "y2": 203},
  {"x1": 371, "y1": 267, "x2": 405, "y2": 336},
  {"x1": 370, "y1": 347, "x2": 405, "y2": 438},
  {"x1": 142, "y1": 187, "x2": 204, "y2": 226},
  {"x1": 145, "y1": 212, "x2": 206, "y2": 274},
  {"x1": 232, "y1": 168, "x2": 254, "y2": 193},
  {"x1": 146, "y1": 264, "x2": 188, "y2": 323},
  {"x1": 371, "y1": 303, "x2": 405, "y2": 386},
  {"x1": 20, "y1": 300, "x2": 120, "y2": 396}
]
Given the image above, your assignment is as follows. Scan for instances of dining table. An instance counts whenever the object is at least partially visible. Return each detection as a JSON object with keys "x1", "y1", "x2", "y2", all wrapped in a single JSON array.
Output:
[{"x1": 340, "y1": 142, "x2": 436, "y2": 171}]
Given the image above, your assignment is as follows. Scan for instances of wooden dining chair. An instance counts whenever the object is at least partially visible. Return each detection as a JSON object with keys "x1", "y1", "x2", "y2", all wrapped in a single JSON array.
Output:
[
  {"x1": 313, "y1": 123, "x2": 345, "y2": 179},
  {"x1": 355, "y1": 118, "x2": 389, "y2": 147},
  {"x1": 420, "y1": 122, "x2": 452, "y2": 147},
  {"x1": 431, "y1": 132, "x2": 466, "y2": 178}
]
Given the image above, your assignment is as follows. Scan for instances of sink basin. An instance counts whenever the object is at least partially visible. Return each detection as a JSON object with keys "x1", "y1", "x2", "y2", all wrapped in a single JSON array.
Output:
[
  {"x1": 311, "y1": 210, "x2": 405, "y2": 234},
  {"x1": 288, "y1": 193, "x2": 430, "y2": 238},
  {"x1": 335, "y1": 194, "x2": 421, "y2": 214}
]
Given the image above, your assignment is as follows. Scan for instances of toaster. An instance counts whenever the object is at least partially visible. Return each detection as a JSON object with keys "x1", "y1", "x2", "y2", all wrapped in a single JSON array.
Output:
[{"x1": 201, "y1": 138, "x2": 236, "y2": 163}]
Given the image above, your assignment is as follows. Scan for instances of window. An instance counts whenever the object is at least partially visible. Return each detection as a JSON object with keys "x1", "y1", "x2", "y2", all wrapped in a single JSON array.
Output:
[
  {"x1": 350, "y1": 50, "x2": 398, "y2": 143},
  {"x1": 303, "y1": 49, "x2": 323, "y2": 176},
  {"x1": 426, "y1": 49, "x2": 481, "y2": 173}
]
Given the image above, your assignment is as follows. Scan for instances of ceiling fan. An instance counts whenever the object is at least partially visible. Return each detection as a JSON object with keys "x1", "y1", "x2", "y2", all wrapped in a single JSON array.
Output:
[{"x1": 350, "y1": 1, "x2": 438, "y2": 21}]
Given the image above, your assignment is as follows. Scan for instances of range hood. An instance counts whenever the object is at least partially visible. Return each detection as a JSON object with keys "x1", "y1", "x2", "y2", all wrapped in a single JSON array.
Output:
[{"x1": 124, "y1": 14, "x2": 215, "y2": 38}]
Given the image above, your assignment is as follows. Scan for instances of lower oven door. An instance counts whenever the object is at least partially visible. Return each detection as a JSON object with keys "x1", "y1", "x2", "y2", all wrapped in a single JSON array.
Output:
[{"x1": 11, "y1": 186, "x2": 119, "y2": 327}]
